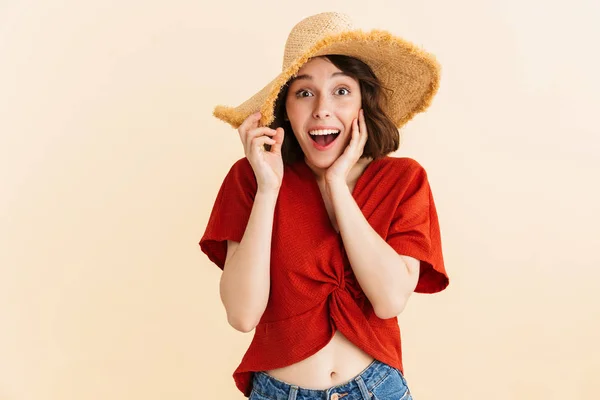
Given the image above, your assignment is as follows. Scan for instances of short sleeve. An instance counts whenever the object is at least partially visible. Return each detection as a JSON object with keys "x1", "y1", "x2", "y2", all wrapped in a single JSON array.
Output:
[
  {"x1": 199, "y1": 157, "x2": 257, "y2": 270},
  {"x1": 385, "y1": 162, "x2": 449, "y2": 294}
]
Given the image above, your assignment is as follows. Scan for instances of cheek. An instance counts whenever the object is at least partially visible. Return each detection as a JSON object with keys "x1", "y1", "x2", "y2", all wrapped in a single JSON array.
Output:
[
  {"x1": 286, "y1": 106, "x2": 313, "y2": 135},
  {"x1": 285, "y1": 100, "x2": 306, "y2": 119},
  {"x1": 339, "y1": 97, "x2": 361, "y2": 116},
  {"x1": 340, "y1": 108, "x2": 359, "y2": 127}
]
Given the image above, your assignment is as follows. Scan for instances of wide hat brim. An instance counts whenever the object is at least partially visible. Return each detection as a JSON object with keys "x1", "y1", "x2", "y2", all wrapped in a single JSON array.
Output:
[{"x1": 213, "y1": 29, "x2": 441, "y2": 130}]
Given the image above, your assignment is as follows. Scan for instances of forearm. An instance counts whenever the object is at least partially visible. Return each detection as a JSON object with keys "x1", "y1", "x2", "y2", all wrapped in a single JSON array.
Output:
[
  {"x1": 328, "y1": 181, "x2": 414, "y2": 319},
  {"x1": 219, "y1": 190, "x2": 278, "y2": 332}
]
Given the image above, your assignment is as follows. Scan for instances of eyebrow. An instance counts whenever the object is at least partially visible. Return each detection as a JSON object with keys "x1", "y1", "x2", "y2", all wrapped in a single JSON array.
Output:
[{"x1": 289, "y1": 71, "x2": 350, "y2": 83}]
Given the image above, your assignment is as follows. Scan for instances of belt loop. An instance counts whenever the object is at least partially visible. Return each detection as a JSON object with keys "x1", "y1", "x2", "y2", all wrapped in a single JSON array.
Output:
[
  {"x1": 355, "y1": 375, "x2": 372, "y2": 399},
  {"x1": 288, "y1": 384, "x2": 298, "y2": 400}
]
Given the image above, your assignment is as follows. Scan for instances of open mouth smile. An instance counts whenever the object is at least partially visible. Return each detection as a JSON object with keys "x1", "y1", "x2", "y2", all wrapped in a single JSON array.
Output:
[{"x1": 308, "y1": 129, "x2": 341, "y2": 150}]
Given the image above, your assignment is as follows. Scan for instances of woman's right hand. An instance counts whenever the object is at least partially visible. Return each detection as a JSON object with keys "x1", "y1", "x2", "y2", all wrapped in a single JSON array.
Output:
[{"x1": 238, "y1": 112, "x2": 285, "y2": 193}]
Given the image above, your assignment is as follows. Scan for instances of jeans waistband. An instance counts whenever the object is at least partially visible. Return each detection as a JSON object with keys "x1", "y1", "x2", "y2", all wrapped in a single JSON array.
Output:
[{"x1": 251, "y1": 359, "x2": 397, "y2": 400}]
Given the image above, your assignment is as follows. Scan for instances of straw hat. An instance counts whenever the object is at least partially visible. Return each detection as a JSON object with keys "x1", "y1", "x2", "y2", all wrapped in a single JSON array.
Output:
[{"x1": 213, "y1": 12, "x2": 440, "y2": 130}]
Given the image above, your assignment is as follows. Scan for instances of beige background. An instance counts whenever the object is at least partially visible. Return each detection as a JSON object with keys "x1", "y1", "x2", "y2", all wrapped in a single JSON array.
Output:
[{"x1": 1, "y1": 0, "x2": 599, "y2": 399}]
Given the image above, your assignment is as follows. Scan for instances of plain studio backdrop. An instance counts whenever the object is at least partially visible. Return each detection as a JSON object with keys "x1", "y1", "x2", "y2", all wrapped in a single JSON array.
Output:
[{"x1": 1, "y1": 0, "x2": 599, "y2": 399}]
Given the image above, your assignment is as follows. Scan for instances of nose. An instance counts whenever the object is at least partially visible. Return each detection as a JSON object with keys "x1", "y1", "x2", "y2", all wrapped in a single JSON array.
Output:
[{"x1": 313, "y1": 95, "x2": 332, "y2": 119}]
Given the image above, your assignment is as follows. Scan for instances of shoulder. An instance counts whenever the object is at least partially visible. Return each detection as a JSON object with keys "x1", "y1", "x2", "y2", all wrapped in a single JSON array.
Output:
[
  {"x1": 222, "y1": 157, "x2": 257, "y2": 191},
  {"x1": 380, "y1": 157, "x2": 434, "y2": 208},
  {"x1": 380, "y1": 156, "x2": 429, "y2": 183},
  {"x1": 384, "y1": 155, "x2": 425, "y2": 170},
  {"x1": 226, "y1": 157, "x2": 254, "y2": 179},
  {"x1": 229, "y1": 156, "x2": 252, "y2": 173}
]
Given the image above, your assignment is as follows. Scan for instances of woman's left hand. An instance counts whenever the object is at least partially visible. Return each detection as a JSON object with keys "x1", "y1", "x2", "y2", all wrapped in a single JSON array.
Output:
[{"x1": 325, "y1": 109, "x2": 369, "y2": 184}]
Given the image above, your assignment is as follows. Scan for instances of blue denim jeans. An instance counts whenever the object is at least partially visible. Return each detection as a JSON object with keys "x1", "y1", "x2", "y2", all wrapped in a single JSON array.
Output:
[{"x1": 249, "y1": 359, "x2": 412, "y2": 400}]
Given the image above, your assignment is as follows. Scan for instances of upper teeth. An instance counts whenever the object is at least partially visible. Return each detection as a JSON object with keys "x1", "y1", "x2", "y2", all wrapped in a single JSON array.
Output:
[{"x1": 309, "y1": 129, "x2": 340, "y2": 136}]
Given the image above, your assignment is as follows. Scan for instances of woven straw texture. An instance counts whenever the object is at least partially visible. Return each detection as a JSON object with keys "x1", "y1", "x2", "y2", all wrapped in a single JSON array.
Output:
[{"x1": 213, "y1": 12, "x2": 441, "y2": 130}]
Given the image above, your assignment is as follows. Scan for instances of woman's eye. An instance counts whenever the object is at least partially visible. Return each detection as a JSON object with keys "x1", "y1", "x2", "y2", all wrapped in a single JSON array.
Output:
[
  {"x1": 295, "y1": 90, "x2": 313, "y2": 98},
  {"x1": 336, "y1": 88, "x2": 350, "y2": 95}
]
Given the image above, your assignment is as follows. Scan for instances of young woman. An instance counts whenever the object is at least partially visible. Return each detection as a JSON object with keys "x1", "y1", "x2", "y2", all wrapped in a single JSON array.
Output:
[{"x1": 200, "y1": 12, "x2": 450, "y2": 400}]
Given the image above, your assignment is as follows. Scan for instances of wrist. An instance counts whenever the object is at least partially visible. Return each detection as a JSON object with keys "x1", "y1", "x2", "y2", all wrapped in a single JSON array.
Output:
[
  {"x1": 325, "y1": 177, "x2": 348, "y2": 191},
  {"x1": 256, "y1": 187, "x2": 280, "y2": 198},
  {"x1": 325, "y1": 178, "x2": 350, "y2": 199}
]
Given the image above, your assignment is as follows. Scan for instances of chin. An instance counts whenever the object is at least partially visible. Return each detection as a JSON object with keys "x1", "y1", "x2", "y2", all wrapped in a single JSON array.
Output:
[{"x1": 305, "y1": 152, "x2": 339, "y2": 169}]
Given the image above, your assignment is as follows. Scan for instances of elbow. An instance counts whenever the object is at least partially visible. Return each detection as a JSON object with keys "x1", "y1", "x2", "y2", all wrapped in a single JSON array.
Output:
[
  {"x1": 374, "y1": 305, "x2": 401, "y2": 320},
  {"x1": 227, "y1": 314, "x2": 257, "y2": 333},
  {"x1": 374, "y1": 297, "x2": 408, "y2": 320}
]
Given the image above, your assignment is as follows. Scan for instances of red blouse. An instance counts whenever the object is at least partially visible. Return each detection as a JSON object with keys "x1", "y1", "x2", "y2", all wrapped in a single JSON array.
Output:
[{"x1": 199, "y1": 155, "x2": 449, "y2": 397}]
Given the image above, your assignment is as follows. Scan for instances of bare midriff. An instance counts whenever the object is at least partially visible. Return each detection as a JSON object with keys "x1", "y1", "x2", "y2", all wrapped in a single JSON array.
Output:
[{"x1": 264, "y1": 330, "x2": 375, "y2": 389}]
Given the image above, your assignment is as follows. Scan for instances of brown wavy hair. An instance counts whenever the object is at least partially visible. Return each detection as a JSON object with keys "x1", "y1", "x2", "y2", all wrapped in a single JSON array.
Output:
[{"x1": 268, "y1": 54, "x2": 400, "y2": 165}]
